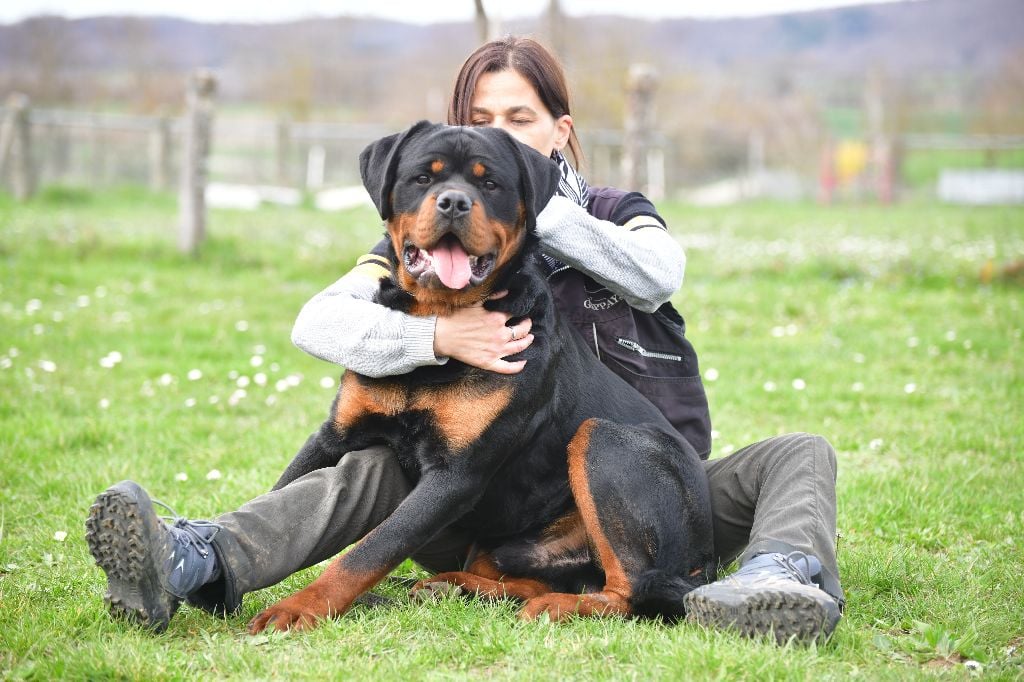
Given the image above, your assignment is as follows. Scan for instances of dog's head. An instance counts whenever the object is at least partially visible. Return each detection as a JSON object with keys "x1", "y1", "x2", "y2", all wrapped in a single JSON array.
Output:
[{"x1": 360, "y1": 121, "x2": 561, "y2": 312}]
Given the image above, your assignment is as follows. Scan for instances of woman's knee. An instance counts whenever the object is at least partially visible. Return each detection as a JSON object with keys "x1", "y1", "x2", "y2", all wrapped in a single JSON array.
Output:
[
  {"x1": 743, "y1": 432, "x2": 836, "y2": 481},
  {"x1": 337, "y1": 446, "x2": 409, "y2": 489},
  {"x1": 782, "y1": 432, "x2": 837, "y2": 481}
]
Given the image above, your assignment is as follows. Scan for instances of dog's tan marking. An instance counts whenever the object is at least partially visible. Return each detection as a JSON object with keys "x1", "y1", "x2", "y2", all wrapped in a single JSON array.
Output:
[
  {"x1": 431, "y1": 159, "x2": 445, "y2": 174},
  {"x1": 333, "y1": 373, "x2": 407, "y2": 430},
  {"x1": 412, "y1": 383, "x2": 512, "y2": 451},
  {"x1": 414, "y1": 552, "x2": 551, "y2": 601},
  {"x1": 565, "y1": 419, "x2": 634, "y2": 609},
  {"x1": 537, "y1": 510, "x2": 589, "y2": 560}
]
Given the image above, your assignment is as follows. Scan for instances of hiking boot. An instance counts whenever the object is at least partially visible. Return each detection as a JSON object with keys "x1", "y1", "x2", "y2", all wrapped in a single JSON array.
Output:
[
  {"x1": 683, "y1": 551, "x2": 841, "y2": 644},
  {"x1": 85, "y1": 480, "x2": 222, "y2": 632}
]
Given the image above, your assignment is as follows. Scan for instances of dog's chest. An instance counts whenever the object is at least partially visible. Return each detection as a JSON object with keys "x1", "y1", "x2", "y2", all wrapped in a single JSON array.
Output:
[{"x1": 332, "y1": 372, "x2": 512, "y2": 453}]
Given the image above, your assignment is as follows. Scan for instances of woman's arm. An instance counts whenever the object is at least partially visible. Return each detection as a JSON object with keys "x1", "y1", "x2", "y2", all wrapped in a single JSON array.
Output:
[
  {"x1": 290, "y1": 256, "x2": 440, "y2": 378},
  {"x1": 535, "y1": 195, "x2": 685, "y2": 312}
]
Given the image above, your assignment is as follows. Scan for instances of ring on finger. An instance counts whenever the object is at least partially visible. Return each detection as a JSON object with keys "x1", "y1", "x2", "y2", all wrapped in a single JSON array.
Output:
[{"x1": 510, "y1": 326, "x2": 519, "y2": 342}]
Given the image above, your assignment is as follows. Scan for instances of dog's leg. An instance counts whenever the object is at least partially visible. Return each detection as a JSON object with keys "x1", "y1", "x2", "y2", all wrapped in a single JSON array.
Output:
[
  {"x1": 412, "y1": 553, "x2": 551, "y2": 601},
  {"x1": 271, "y1": 420, "x2": 347, "y2": 491},
  {"x1": 249, "y1": 470, "x2": 481, "y2": 633},
  {"x1": 520, "y1": 418, "x2": 714, "y2": 622}
]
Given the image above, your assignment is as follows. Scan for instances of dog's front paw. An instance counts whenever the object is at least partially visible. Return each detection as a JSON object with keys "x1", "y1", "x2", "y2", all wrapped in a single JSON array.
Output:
[
  {"x1": 520, "y1": 591, "x2": 627, "y2": 621},
  {"x1": 519, "y1": 593, "x2": 581, "y2": 622},
  {"x1": 410, "y1": 578, "x2": 465, "y2": 602},
  {"x1": 248, "y1": 595, "x2": 328, "y2": 634}
]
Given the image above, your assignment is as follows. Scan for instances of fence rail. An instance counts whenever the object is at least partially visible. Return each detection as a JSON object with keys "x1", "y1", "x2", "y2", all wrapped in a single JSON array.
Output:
[
  {"x1": 902, "y1": 134, "x2": 1024, "y2": 151},
  {"x1": 0, "y1": 108, "x2": 677, "y2": 197},
  {"x1": 0, "y1": 72, "x2": 675, "y2": 204},
  {"x1": 5, "y1": 97, "x2": 1024, "y2": 209}
]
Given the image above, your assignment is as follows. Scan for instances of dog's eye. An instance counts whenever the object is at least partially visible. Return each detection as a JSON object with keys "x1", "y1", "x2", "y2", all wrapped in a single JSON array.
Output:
[
  {"x1": 483, "y1": 180, "x2": 497, "y2": 191},
  {"x1": 415, "y1": 175, "x2": 431, "y2": 185}
]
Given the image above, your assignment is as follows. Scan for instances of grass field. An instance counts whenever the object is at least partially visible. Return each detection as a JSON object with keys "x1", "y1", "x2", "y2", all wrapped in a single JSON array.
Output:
[{"x1": 1, "y1": 187, "x2": 1022, "y2": 680}]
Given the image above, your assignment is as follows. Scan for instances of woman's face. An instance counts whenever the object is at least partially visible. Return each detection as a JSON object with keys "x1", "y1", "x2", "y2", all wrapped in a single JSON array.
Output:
[{"x1": 469, "y1": 69, "x2": 572, "y2": 158}]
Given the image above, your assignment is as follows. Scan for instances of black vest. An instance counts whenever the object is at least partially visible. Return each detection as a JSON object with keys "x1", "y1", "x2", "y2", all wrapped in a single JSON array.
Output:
[{"x1": 547, "y1": 186, "x2": 712, "y2": 458}]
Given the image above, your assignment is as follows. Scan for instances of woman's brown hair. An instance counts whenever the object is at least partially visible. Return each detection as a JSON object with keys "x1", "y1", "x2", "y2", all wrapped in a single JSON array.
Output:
[{"x1": 448, "y1": 36, "x2": 583, "y2": 167}]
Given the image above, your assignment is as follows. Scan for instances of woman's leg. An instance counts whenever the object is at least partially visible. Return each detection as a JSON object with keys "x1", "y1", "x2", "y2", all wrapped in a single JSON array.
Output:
[
  {"x1": 88, "y1": 445, "x2": 471, "y2": 628},
  {"x1": 683, "y1": 432, "x2": 843, "y2": 643},
  {"x1": 701, "y1": 432, "x2": 842, "y2": 602},
  {"x1": 190, "y1": 445, "x2": 471, "y2": 614}
]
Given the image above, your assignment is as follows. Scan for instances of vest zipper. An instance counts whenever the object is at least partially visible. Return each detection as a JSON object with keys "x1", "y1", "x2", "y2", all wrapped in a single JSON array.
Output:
[
  {"x1": 546, "y1": 265, "x2": 571, "y2": 281},
  {"x1": 592, "y1": 323, "x2": 601, "y2": 361},
  {"x1": 616, "y1": 337, "x2": 682, "y2": 362}
]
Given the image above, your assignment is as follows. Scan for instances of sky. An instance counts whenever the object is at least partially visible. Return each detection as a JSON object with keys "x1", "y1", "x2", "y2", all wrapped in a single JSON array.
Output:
[{"x1": 0, "y1": 0, "x2": 914, "y2": 25}]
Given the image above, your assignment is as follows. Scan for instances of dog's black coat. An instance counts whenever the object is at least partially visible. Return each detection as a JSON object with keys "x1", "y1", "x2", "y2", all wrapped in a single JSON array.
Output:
[{"x1": 258, "y1": 122, "x2": 714, "y2": 628}]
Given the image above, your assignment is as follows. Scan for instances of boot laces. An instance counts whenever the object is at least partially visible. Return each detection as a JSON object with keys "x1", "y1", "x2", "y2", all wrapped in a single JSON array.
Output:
[
  {"x1": 771, "y1": 551, "x2": 817, "y2": 586},
  {"x1": 152, "y1": 498, "x2": 222, "y2": 559}
]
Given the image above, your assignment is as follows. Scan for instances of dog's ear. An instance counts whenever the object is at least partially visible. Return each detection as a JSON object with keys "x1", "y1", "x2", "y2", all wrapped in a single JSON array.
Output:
[
  {"x1": 359, "y1": 120, "x2": 435, "y2": 221},
  {"x1": 494, "y1": 130, "x2": 562, "y2": 231}
]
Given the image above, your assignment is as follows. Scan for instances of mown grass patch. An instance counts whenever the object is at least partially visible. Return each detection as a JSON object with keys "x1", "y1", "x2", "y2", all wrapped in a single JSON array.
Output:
[{"x1": 1, "y1": 189, "x2": 1022, "y2": 679}]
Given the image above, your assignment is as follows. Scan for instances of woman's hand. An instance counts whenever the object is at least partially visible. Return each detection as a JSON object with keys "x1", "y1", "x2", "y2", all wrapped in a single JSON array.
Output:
[{"x1": 433, "y1": 291, "x2": 534, "y2": 374}]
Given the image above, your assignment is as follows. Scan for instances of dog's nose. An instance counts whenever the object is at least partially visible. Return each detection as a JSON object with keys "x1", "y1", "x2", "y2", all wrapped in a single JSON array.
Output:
[{"x1": 436, "y1": 190, "x2": 472, "y2": 220}]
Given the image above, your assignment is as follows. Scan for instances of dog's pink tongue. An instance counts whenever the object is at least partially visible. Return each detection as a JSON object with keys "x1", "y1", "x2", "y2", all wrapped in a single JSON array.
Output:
[{"x1": 430, "y1": 239, "x2": 472, "y2": 289}]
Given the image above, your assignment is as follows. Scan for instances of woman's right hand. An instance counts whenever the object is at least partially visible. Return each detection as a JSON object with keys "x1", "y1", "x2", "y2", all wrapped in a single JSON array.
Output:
[{"x1": 433, "y1": 291, "x2": 534, "y2": 374}]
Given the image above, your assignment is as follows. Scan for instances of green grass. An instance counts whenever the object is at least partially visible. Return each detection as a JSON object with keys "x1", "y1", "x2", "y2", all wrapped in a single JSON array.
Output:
[
  {"x1": 902, "y1": 148, "x2": 1024, "y2": 190},
  {"x1": 1, "y1": 188, "x2": 1022, "y2": 680}
]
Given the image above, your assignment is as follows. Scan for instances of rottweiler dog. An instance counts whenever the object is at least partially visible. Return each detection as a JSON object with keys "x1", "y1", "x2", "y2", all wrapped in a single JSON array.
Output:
[{"x1": 248, "y1": 121, "x2": 715, "y2": 633}]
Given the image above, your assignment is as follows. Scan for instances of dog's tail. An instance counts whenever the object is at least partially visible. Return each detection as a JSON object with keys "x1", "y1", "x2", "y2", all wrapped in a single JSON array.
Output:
[{"x1": 629, "y1": 569, "x2": 705, "y2": 622}]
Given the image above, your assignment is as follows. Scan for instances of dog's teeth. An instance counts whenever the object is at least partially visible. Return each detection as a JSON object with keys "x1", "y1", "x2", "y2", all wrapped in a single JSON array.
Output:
[{"x1": 468, "y1": 255, "x2": 478, "y2": 266}]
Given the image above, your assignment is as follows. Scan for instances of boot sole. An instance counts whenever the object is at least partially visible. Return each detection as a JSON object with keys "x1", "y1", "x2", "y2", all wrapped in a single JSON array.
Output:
[
  {"x1": 684, "y1": 586, "x2": 840, "y2": 644},
  {"x1": 85, "y1": 482, "x2": 179, "y2": 632}
]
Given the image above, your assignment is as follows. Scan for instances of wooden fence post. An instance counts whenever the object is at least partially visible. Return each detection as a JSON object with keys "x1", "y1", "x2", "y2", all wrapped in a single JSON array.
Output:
[
  {"x1": 90, "y1": 112, "x2": 102, "y2": 187},
  {"x1": 0, "y1": 93, "x2": 36, "y2": 200},
  {"x1": 178, "y1": 70, "x2": 216, "y2": 255},
  {"x1": 149, "y1": 115, "x2": 172, "y2": 191},
  {"x1": 276, "y1": 117, "x2": 291, "y2": 185},
  {"x1": 621, "y1": 64, "x2": 657, "y2": 196}
]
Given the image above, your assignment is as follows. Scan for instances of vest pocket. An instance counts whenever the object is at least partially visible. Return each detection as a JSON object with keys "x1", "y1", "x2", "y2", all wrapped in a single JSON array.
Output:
[{"x1": 605, "y1": 356, "x2": 712, "y2": 459}]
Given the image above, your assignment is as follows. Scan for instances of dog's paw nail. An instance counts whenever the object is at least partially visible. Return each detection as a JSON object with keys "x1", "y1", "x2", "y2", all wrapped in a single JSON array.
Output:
[{"x1": 411, "y1": 581, "x2": 463, "y2": 602}]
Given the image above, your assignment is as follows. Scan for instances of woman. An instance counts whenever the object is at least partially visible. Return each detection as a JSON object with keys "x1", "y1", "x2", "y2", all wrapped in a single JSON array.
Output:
[{"x1": 87, "y1": 37, "x2": 842, "y2": 643}]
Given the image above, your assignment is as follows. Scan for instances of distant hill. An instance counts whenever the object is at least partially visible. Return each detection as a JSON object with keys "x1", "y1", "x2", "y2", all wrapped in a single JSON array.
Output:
[{"x1": 1, "y1": 0, "x2": 1021, "y2": 132}]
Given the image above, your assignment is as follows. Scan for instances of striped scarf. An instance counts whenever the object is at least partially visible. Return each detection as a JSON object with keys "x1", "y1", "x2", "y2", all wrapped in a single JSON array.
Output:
[
  {"x1": 541, "y1": 150, "x2": 590, "y2": 272},
  {"x1": 554, "y1": 150, "x2": 589, "y2": 208}
]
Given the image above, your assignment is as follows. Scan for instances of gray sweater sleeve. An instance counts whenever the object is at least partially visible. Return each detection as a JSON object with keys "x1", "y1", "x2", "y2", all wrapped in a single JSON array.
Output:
[
  {"x1": 290, "y1": 267, "x2": 444, "y2": 378},
  {"x1": 291, "y1": 197, "x2": 685, "y2": 373},
  {"x1": 534, "y1": 195, "x2": 685, "y2": 313}
]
